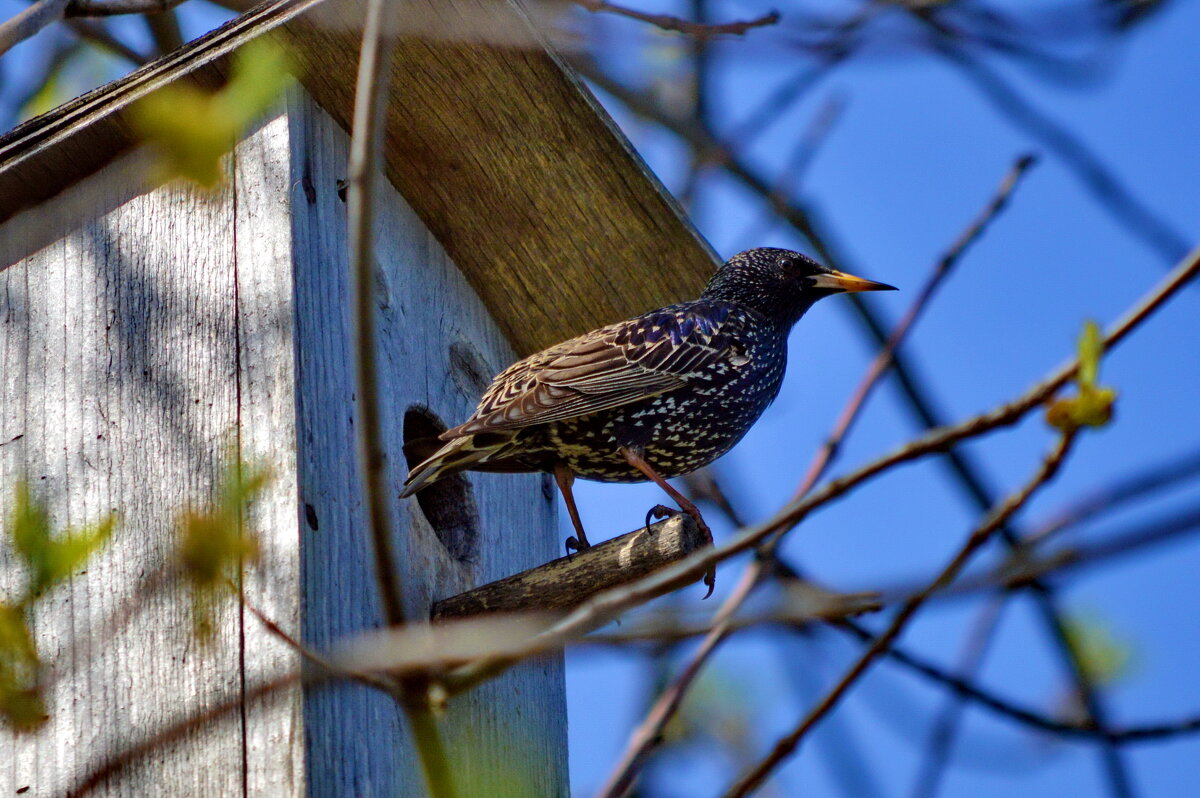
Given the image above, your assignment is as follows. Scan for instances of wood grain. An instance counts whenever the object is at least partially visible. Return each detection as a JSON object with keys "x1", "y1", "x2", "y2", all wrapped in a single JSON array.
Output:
[
  {"x1": 288, "y1": 92, "x2": 567, "y2": 796},
  {"x1": 0, "y1": 127, "x2": 248, "y2": 796},
  {"x1": 0, "y1": 94, "x2": 570, "y2": 795},
  {"x1": 0, "y1": 0, "x2": 718, "y2": 360}
]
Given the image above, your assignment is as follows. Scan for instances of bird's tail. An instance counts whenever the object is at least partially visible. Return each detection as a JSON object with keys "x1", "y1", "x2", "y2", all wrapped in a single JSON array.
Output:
[{"x1": 400, "y1": 433, "x2": 514, "y2": 497}]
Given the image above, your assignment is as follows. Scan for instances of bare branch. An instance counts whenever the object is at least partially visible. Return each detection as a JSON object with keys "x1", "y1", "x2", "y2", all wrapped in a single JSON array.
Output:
[
  {"x1": 1024, "y1": 446, "x2": 1200, "y2": 548},
  {"x1": 597, "y1": 153, "x2": 1037, "y2": 798},
  {"x1": 65, "y1": 18, "x2": 149, "y2": 63},
  {"x1": 725, "y1": 431, "x2": 1080, "y2": 797},
  {"x1": 834, "y1": 618, "x2": 1200, "y2": 745},
  {"x1": 574, "y1": 0, "x2": 779, "y2": 39},
  {"x1": 346, "y1": 0, "x2": 404, "y2": 629},
  {"x1": 345, "y1": 0, "x2": 457, "y2": 793},
  {"x1": 909, "y1": 595, "x2": 1008, "y2": 798},
  {"x1": 0, "y1": 0, "x2": 187, "y2": 59},
  {"x1": 238, "y1": 583, "x2": 398, "y2": 694},
  {"x1": 930, "y1": 35, "x2": 1190, "y2": 263},
  {"x1": 71, "y1": 673, "x2": 306, "y2": 796},
  {"x1": 141, "y1": 6, "x2": 183, "y2": 54},
  {"x1": 789, "y1": 153, "x2": 1037, "y2": 504},
  {"x1": 448, "y1": 244, "x2": 1200, "y2": 699},
  {"x1": 0, "y1": 0, "x2": 71, "y2": 59},
  {"x1": 63, "y1": 0, "x2": 186, "y2": 18}
]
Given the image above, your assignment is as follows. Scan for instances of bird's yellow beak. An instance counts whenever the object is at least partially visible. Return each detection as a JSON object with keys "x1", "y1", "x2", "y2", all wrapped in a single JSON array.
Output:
[{"x1": 810, "y1": 270, "x2": 897, "y2": 293}]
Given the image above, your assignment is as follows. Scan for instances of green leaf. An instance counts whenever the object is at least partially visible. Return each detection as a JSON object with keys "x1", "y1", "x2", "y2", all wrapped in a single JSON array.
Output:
[
  {"x1": 1046, "y1": 320, "x2": 1117, "y2": 432},
  {"x1": 178, "y1": 462, "x2": 270, "y2": 640},
  {"x1": 8, "y1": 483, "x2": 116, "y2": 598},
  {"x1": 1063, "y1": 613, "x2": 1134, "y2": 687},
  {"x1": 1078, "y1": 319, "x2": 1103, "y2": 388},
  {"x1": 131, "y1": 38, "x2": 294, "y2": 188},
  {"x1": 0, "y1": 603, "x2": 46, "y2": 731},
  {"x1": 218, "y1": 39, "x2": 294, "y2": 129}
]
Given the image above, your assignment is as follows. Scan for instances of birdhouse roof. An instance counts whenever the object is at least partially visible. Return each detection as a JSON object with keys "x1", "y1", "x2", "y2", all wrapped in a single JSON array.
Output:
[{"x1": 0, "y1": 0, "x2": 717, "y2": 355}]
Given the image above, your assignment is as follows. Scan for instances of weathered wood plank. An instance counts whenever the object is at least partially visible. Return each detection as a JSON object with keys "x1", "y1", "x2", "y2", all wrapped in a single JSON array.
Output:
[
  {"x1": 233, "y1": 115, "x2": 306, "y2": 797},
  {"x1": 289, "y1": 91, "x2": 567, "y2": 797},
  {"x1": 0, "y1": 146, "x2": 246, "y2": 795},
  {"x1": 0, "y1": 0, "x2": 718, "y2": 359},
  {"x1": 2, "y1": 92, "x2": 572, "y2": 793}
]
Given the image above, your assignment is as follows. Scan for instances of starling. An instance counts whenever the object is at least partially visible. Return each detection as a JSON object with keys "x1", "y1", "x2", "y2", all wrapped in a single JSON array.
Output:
[{"x1": 402, "y1": 248, "x2": 895, "y2": 590}]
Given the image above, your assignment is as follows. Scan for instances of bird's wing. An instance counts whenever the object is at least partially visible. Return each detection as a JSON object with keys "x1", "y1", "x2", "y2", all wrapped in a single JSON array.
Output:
[{"x1": 442, "y1": 303, "x2": 747, "y2": 438}]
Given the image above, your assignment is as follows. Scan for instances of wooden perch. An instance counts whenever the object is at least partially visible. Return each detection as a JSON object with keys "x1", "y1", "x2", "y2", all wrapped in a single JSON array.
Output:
[{"x1": 431, "y1": 514, "x2": 706, "y2": 620}]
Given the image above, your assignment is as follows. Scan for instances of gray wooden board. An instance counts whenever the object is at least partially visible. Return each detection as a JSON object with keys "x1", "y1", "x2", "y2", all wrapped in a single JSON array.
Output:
[
  {"x1": 0, "y1": 88, "x2": 566, "y2": 796},
  {"x1": 0, "y1": 132, "x2": 251, "y2": 794},
  {"x1": 288, "y1": 91, "x2": 566, "y2": 797}
]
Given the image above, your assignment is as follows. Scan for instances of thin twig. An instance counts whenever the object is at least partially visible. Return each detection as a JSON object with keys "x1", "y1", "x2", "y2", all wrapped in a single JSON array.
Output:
[
  {"x1": 597, "y1": 154, "x2": 1036, "y2": 798},
  {"x1": 930, "y1": 35, "x2": 1189, "y2": 262},
  {"x1": 346, "y1": 0, "x2": 405, "y2": 630},
  {"x1": 574, "y1": 0, "x2": 779, "y2": 39},
  {"x1": 65, "y1": 18, "x2": 151, "y2": 64},
  {"x1": 595, "y1": 560, "x2": 763, "y2": 798},
  {"x1": 237, "y1": 583, "x2": 398, "y2": 693},
  {"x1": 1024, "y1": 446, "x2": 1200, "y2": 549},
  {"x1": 0, "y1": 0, "x2": 71, "y2": 59},
  {"x1": 346, "y1": 2, "x2": 457, "y2": 795},
  {"x1": 0, "y1": 0, "x2": 187, "y2": 58},
  {"x1": 141, "y1": 5, "x2": 183, "y2": 54},
  {"x1": 833, "y1": 618, "x2": 1200, "y2": 744},
  {"x1": 64, "y1": 0, "x2": 185, "y2": 16},
  {"x1": 70, "y1": 673, "x2": 307, "y2": 796},
  {"x1": 734, "y1": 94, "x2": 848, "y2": 247},
  {"x1": 447, "y1": 243, "x2": 1200, "y2": 696},
  {"x1": 585, "y1": 501, "x2": 1200, "y2": 648},
  {"x1": 788, "y1": 153, "x2": 1037, "y2": 505},
  {"x1": 724, "y1": 431, "x2": 1080, "y2": 797}
]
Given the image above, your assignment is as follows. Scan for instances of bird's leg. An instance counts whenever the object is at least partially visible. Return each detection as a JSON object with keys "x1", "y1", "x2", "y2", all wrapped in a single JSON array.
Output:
[
  {"x1": 553, "y1": 462, "x2": 591, "y2": 553},
  {"x1": 618, "y1": 446, "x2": 716, "y2": 598}
]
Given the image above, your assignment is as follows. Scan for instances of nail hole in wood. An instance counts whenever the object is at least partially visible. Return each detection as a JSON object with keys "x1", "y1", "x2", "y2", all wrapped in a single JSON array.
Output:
[{"x1": 402, "y1": 406, "x2": 479, "y2": 564}]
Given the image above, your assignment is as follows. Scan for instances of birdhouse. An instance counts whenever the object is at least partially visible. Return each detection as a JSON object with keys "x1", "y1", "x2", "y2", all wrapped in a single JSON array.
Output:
[{"x1": 0, "y1": 0, "x2": 716, "y2": 793}]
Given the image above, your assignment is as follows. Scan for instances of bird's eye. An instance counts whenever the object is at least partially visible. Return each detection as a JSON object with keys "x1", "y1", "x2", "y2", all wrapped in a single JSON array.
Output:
[{"x1": 778, "y1": 256, "x2": 797, "y2": 272}]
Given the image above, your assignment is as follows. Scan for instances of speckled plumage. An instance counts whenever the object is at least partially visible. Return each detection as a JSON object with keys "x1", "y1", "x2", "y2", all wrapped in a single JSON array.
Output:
[{"x1": 402, "y1": 248, "x2": 894, "y2": 502}]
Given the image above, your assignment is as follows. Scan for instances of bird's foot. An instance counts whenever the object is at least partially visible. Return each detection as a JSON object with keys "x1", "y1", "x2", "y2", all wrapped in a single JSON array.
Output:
[
  {"x1": 564, "y1": 534, "x2": 591, "y2": 556},
  {"x1": 643, "y1": 504, "x2": 677, "y2": 534},
  {"x1": 645, "y1": 504, "x2": 715, "y2": 599},
  {"x1": 681, "y1": 506, "x2": 716, "y2": 600}
]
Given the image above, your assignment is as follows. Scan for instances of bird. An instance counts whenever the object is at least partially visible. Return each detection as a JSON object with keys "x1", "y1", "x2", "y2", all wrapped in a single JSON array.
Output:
[{"x1": 401, "y1": 247, "x2": 895, "y2": 594}]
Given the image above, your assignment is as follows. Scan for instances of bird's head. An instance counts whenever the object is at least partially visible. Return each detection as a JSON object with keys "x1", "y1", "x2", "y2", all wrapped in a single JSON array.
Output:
[{"x1": 702, "y1": 247, "x2": 896, "y2": 328}]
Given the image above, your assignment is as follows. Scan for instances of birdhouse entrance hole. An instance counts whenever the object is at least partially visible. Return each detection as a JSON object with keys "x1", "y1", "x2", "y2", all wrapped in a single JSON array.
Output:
[{"x1": 402, "y1": 406, "x2": 480, "y2": 563}]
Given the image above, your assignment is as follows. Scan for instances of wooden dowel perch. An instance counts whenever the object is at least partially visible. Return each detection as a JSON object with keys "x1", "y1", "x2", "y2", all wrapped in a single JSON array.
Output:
[{"x1": 431, "y1": 514, "x2": 706, "y2": 621}]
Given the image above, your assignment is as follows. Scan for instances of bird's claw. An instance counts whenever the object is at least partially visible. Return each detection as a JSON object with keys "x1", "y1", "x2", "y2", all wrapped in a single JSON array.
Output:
[
  {"x1": 565, "y1": 535, "x2": 590, "y2": 556},
  {"x1": 643, "y1": 504, "x2": 677, "y2": 535},
  {"x1": 684, "y1": 509, "x2": 716, "y2": 599}
]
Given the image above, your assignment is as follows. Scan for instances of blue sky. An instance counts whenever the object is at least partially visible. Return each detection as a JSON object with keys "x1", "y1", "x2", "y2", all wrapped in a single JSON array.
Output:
[
  {"x1": 2, "y1": 1, "x2": 1197, "y2": 796},
  {"x1": 568, "y1": 1, "x2": 1200, "y2": 796}
]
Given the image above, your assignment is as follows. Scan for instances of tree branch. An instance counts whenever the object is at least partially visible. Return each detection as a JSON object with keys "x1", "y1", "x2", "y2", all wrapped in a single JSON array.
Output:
[
  {"x1": 573, "y1": 0, "x2": 779, "y2": 39},
  {"x1": 447, "y1": 244, "x2": 1200, "y2": 701},
  {"x1": 0, "y1": 0, "x2": 71, "y2": 59},
  {"x1": 346, "y1": 2, "x2": 456, "y2": 795},
  {"x1": 596, "y1": 153, "x2": 1036, "y2": 798},
  {"x1": 725, "y1": 431, "x2": 1080, "y2": 797}
]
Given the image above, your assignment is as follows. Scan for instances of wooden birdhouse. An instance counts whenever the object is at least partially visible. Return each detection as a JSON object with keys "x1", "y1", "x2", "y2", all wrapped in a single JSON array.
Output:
[{"x1": 0, "y1": 0, "x2": 716, "y2": 793}]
